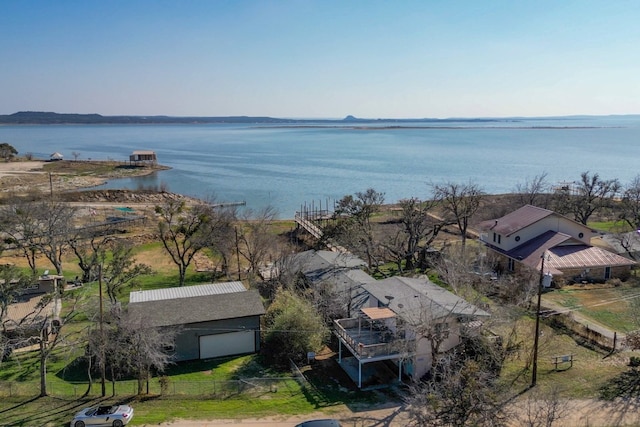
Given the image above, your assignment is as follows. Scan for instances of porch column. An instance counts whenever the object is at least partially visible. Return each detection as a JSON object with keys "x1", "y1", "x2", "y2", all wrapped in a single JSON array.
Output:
[
  {"x1": 338, "y1": 339, "x2": 342, "y2": 362},
  {"x1": 359, "y1": 361, "x2": 362, "y2": 388}
]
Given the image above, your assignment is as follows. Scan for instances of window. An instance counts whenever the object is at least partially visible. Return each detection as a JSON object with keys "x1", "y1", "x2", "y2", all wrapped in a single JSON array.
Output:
[
  {"x1": 515, "y1": 236, "x2": 520, "y2": 242},
  {"x1": 605, "y1": 266, "x2": 612, "y2": 279},
  {"x1": 508, "y1": 258, "x2": 515, "y2": 272}
]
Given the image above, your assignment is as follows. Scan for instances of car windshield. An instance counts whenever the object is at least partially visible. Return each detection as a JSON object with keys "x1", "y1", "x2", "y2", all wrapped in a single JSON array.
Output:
[{"x1": 96, "y1": 406, "x2": 115, "y2": 415}]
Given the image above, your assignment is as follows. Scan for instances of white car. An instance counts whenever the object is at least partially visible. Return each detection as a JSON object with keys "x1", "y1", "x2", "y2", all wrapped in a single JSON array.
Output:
[
  {"x1": 70, "y1": 404, "x2": 134, "y2": 427},
  {"x1": 295, "y1": 420, "x2": 342, "y2": 427}
]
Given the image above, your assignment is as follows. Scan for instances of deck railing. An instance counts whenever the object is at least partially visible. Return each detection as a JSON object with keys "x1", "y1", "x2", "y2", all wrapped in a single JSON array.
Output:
[{"x1": 334, "y1": 318, "x2": 414, "y2": 359}]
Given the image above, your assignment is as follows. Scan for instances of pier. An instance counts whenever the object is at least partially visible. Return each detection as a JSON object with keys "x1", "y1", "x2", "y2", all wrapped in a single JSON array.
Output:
[{"x1": 294, "y1": 201, "x2": 346, "y2": 252}]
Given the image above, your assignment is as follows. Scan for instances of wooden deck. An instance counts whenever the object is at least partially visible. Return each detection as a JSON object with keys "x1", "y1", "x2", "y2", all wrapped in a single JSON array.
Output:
[{"x1": 294, "y1": 211, "x2": 347, "y2": 252}]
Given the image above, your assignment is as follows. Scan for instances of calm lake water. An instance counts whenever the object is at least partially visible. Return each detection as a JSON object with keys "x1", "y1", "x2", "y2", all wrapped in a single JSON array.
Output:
[{"x1": 1, "y1": 116, "x2": 639, "y2": 218}]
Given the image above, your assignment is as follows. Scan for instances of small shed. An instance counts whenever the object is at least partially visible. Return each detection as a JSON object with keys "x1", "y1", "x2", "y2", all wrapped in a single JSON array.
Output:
[
  {"x1": 49, "y1": 152, "x2": 63, "y2": 161},
  {"x1": 129, "y1": 150, "x2": 157, "y2": 165},
  {"x1": 128, "y1": 282, "x2": 265, "y2": 361}
]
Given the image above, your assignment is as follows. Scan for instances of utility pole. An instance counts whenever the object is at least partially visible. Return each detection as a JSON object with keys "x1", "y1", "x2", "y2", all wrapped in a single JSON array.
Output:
[
  {"x1": 99, "y1": 264, "x2": 106, "y2": 396},
  {"x1": 235, "y1": 227, "x2": 241, "y2": 281},
  {"x1": 531, "y1": 251, "x2": 546, "y2": 387}
]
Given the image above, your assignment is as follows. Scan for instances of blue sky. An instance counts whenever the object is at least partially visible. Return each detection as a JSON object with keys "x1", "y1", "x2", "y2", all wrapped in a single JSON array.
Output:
[{"x1": 1, "y1": 0, "x2": 639, "y2": 118}]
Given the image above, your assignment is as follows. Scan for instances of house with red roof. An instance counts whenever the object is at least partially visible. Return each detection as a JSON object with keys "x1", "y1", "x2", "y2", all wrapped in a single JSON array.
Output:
[{"x1": 477, "y1": 205, "x2": 636, "y2": 284}]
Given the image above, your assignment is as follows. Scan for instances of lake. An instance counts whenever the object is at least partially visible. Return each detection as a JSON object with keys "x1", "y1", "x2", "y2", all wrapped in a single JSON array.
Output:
[{"x1": 1, "y1": 116, "x2": 639, "y2": 218}]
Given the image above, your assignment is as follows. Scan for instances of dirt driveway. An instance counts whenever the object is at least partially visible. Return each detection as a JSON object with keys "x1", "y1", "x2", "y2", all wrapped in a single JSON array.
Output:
[
  {"x1": 153, "y1": 405, "x2": 408, "y2": 426},
  {"x1": 149, "y1": 398, "x2": 640, "y2": 427}
]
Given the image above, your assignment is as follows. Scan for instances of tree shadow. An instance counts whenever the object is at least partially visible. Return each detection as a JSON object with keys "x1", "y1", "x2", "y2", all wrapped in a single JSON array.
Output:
[
  {"x1": 0, "y1": 396, "x2": 110, "y2": 427},
  {"x1": 599, "y1": 368, "x2": 640, "y2": 400}
]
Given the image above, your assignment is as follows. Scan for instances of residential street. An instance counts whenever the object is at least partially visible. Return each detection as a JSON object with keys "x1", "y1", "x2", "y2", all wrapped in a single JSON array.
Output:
[
  {"x1": 153, "y1": 405, "x2": 408, "y2": 426},
  {"x1": 150, "y1": 398, "x2": 640, "y2": 427}
]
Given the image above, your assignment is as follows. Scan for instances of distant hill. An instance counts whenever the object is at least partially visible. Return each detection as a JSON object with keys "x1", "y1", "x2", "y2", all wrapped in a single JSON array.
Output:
[
  {"x1": 0, "y1": 111, "x2": 505, "y2": 125},
  {"x1": 0, "y1": 111, "x2": 298, "y2": 125},
  {"x1": 7, "y1": 111, "x2": 635, "y2": 125}
]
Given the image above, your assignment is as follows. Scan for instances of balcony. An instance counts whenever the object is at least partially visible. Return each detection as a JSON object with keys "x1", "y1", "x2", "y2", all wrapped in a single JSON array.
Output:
[{"x1": 333, "y1": 317, "x2": 414, "y2": 360}]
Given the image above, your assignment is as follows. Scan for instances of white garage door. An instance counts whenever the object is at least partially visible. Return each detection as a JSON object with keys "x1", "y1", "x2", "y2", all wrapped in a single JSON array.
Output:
[{"x1": 199, "y1": 331, "x2": 256, "y2": 359}]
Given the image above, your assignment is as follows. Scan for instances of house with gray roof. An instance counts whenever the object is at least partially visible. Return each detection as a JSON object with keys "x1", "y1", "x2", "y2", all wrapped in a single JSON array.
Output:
[
  {"x1": 287, "y1": 250, "x2": 375, "y2": 318},
  {"x1": 333, "y1": 276, "x2": 489, "y2": 388},
  {"x1": 477, "y1": 205, "x2": 635, "y2": 284},
  {"x1": 128, "y1": 282, "x2": 265, "y2": 361},
  {"x1": 287, "y1": 250, "x2": 489, "y2": 388}
]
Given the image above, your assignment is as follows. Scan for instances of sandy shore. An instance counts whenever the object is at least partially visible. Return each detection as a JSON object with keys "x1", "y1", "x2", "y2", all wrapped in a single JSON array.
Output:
[
  {"x1": 0, "y1": 160, "x2": 153, "y2": 194},
  {"x1": 0, "y1": 160, "x2": 46, "y2": 178}
]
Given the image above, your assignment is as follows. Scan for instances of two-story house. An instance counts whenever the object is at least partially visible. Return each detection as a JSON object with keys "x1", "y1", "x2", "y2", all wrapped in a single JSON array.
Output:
[
  {"x1": 333, "y1": 276, "x2": 489, "y2": 388},
  {"x1": 478, "y1": 205, "x2": 635, "y2": 283}
]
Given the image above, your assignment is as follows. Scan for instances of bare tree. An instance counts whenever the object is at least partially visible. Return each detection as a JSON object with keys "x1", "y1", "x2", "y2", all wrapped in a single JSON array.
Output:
[
  {"x1": 0, "y1": 198, "x2": 42, "y2": 276},
  {"x1": 554, "y1": 171, "x2": 620, "y2": 225},
  {"x1": 328, "y1": 188, "x2": 385, "y2": 270},
  {"x1": 513, "y1": 385, "x2": 569, "y2": 427},
  {"x1": 9, "y1": 288, "x2": 82, "y2": 396},
  {"x1": 101, "y1": 242, "x2": 152, "y2": 305},
  {"x1": 113, "y1": 310, "x2": 178, "y2": 395},
  {"x1": 67, "y1": 229, "x2": 114, "y2": 283},
  {"x1": 71, "y1": 151, "x2": 81, "y2": 161},
  {"x1": 155, "y1": 199, "x2": 228, "y2": 286},
  {"x1": 380, "y1": 197, "x2": 447, "y2": 273},
  {"x1": 236, "y1": 205, "x2": 278, "y2": 284},
  {"x1": 32, "y1": 199, "x2": 77, "y2": 275},
  {"x1": 405, "y1": 354, "x2": 506, "y2": 427},
  {"x1": 514, "y1": 173, "x2": 550, "y2": 208},
  {"x1": 619, "y1": 174, "x2": 640, "y2": 230},
  {"x1": 432, "y1": 181, "x2": 484, "y2": 249}
]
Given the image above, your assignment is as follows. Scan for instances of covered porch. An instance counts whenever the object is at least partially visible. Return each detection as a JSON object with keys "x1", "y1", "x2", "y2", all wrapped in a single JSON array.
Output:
[{"x1": 333, "y1": 307, "x2": 414, "y2": 388}]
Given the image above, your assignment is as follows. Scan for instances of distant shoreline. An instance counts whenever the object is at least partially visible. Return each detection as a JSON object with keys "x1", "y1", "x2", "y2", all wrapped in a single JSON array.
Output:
[{"x1": 255, "y1": 125, "x2": 612, "y2": 130}]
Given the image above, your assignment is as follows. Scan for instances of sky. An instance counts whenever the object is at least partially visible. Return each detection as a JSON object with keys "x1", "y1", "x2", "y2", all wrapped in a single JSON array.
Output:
[{"x1": 1, "y1": 0, "x2": 640, "y2": 118}]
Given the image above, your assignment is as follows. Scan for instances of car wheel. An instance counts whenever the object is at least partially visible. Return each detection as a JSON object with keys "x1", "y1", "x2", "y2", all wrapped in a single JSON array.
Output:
[
  {"x1": 112, "y1": 420, "x2": 124, "y2": 427},
  {"x1": 74, "y1": 422, "x2": 85, "y2": 427}
]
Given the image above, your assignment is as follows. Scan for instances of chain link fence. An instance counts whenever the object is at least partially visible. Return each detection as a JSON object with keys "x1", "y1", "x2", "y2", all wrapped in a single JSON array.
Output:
[{"x1": 0, "y1": 377, "x2": 303, "y2": 399}]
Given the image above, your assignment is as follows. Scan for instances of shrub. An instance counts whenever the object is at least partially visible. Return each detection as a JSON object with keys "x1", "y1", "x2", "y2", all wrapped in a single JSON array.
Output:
[{"x1": 261, "y1": 289, "x2": 329, "y2": 368}]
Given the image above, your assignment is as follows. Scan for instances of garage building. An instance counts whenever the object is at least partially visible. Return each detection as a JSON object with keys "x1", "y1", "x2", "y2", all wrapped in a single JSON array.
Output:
[{"x1": 128, "y1": 282, "x2": 265, "y2": 361}]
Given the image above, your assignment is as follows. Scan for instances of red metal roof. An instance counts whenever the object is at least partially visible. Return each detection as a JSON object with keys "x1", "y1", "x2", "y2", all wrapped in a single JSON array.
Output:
[
  {"x1": 547, "y1": 245, "x2": 636, "y2": 271},
  {"x1": 478, "y1": 205, "x2": 554, "y2": 236}
]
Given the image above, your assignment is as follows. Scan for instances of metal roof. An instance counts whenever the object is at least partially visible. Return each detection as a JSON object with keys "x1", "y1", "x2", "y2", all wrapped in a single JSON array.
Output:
[
  {"x1": 500, "y1": 231, "x2": 636, "y2": 275},
  {"x1": 129, "y1": 281, "x2": 246, "y2": 303},
  {"x1": 128, "y1": 289, "x2": 265, "y2": 328},
  {"x1": 547, "y1": 245, "x2": 637, "y2": 270},
  {"x1": 478, "y1": 204, "x2": 556, "y2": 236},
  {"x1": 362, "y1": 277, "x2": 490, "y2": 324}
]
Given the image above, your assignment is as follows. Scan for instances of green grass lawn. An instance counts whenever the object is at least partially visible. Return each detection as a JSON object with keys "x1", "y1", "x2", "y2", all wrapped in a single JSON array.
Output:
[
  {"x1": 0, "y1": 350, "x2": 385, "y2": 426},
  {"x1": 497, "y1": 312, "x2": 636, "y2": 400},
  {"x1": 544, "y1": 283, "x2": 640, "y2": 333}
]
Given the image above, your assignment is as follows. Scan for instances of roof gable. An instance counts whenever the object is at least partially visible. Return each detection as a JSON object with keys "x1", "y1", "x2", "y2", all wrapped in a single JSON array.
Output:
[
  {"x1": 504, "y1": 230, "x2": 573, "y2": 270},
  {"x1": 478, "y1": 205, "x2": 554, "y2": 236},
  {"x1": 128, "y1": 283, "x2": 265, "y2": 327},
  {"x1": 362, "y1": 277, "x2": 488, "y2": 324}
]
